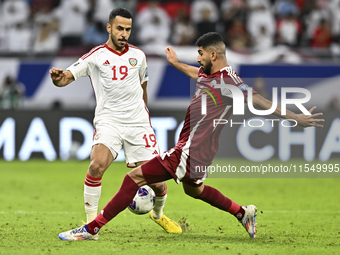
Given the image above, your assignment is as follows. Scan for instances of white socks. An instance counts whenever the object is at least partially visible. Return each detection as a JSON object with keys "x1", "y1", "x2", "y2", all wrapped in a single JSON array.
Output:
[
  {"x1": 84, "y1": 185, "x2": 101, "y2": 223},
  {"x1": 152, "y1": 194, "x2": 167, "y2": 220}
]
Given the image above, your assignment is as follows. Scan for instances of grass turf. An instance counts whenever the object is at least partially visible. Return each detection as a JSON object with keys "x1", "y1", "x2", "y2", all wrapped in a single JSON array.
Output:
[{"x1": 0, "y1": 159, "x2": 339, "y2": 255}]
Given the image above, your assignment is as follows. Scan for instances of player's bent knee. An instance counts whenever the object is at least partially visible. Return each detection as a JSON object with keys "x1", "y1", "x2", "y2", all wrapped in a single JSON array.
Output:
[
  {"x1": 88, "y1": 160, "x2": 108, "y2": 177},
  {"x1": 183, "y1": 188, "x2": 196, "y2": 198},
  {"x1": 182, "y1": 182, "x2": 204, "y2": 198},
  {"x1": 127, "y1": 167, "x2": 147, "y2": 187},
  {"x1": 148, "y1": 182, "x2": 165, "y2": 194}
]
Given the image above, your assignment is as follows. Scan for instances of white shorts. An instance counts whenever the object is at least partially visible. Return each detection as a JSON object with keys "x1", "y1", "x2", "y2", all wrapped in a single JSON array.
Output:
[{"x1": 92, "y1": 123, "x2": 160, "y2": 168}]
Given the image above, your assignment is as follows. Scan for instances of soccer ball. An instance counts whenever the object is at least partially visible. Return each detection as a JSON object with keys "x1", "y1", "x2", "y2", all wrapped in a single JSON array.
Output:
[{"x1": 128, "y1": 185, "x2": 156, "y2": 215}]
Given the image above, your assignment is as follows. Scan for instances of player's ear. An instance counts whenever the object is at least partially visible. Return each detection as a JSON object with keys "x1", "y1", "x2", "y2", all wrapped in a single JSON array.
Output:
[
  {"x1": 211, "y1": 51, "x2": 217, "y2": 61},
  {"x1": 106, "y1": 23, "x2": 111, "y2": 34}
]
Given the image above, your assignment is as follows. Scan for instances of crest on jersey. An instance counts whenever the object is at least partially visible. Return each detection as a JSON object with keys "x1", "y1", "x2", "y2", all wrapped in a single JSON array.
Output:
[{"x1": 129, "y1": 58, "x2": 137, "y2": 66}]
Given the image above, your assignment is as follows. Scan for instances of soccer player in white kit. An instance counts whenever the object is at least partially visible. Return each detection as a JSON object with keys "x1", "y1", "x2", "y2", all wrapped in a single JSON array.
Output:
[{"x1": 49, "y1": 8, "x2": 182, "y2": 237}]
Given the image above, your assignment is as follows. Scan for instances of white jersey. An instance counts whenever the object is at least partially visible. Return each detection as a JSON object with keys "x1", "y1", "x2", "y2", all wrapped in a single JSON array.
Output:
[{"x1": 67, "y1": 43, "x2": 150, "y2": 126}]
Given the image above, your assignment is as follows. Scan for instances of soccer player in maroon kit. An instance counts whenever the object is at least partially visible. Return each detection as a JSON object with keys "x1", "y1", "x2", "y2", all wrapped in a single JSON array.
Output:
[{"x1": 58, "y1": 32, "x2": 324, "y2": 240}]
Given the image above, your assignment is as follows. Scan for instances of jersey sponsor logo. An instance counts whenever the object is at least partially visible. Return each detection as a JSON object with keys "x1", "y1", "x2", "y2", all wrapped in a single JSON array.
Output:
[
  {"x1": 73, "y1": 62, "x2": 80, "y2": 67},
  {"x1": 129, "y1": 58, "x2": 137, "y2": 67},
  {"x1": 238, "y1": 83, "x2": 249, "y2": 92},
  {"x1": 152, "y1": 150, "x2": 158, "y2": 155},
  {"x1": 103, "y1": 60, "x2": 110, "y2": 65}
]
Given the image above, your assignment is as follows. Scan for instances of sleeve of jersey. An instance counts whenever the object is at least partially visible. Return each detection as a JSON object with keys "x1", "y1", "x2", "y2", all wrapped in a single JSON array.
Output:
[
  {"x1": 239, "y1": 83, "x2": 258, "y2": 102},
  {"x1": 66, "y1": 58, "x2": 90, "y2": 80},
  {"x1": 139, "y1": 54, "x2": 149, "y2": 84}
]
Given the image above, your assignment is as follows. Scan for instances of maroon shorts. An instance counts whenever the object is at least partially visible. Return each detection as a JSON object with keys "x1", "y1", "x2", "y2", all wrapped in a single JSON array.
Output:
[{"x1": 141, "y1": 147, "x2": 205, "y2": 187}]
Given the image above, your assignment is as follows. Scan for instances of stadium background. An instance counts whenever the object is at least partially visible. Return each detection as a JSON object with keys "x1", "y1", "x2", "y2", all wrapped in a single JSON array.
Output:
[{"x1": 0, "y1": 0, "x2": 339, "y2": 162}]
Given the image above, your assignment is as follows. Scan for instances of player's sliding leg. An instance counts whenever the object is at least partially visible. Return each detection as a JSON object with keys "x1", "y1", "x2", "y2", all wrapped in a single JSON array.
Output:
[
  {"x1": 148, "y1": 182, "x2": 182, "y2": 233},
  {"x1": 183, "y1": 182, "x2": 257, "y2": 238}
]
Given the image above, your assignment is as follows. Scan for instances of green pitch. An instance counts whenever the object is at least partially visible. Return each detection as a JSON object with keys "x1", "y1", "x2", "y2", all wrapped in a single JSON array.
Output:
[{"x1": 1, "y1": 159, "x2": 339, "y2": 255}]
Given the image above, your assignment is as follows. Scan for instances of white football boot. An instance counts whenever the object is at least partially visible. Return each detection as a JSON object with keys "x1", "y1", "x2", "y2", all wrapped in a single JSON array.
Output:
[
  {"x1": 58, "y1": 225, "x2": 98, "y2": 241},
  {"x1": 239, "y1": 205, "x2": 257, "y2": 238}
]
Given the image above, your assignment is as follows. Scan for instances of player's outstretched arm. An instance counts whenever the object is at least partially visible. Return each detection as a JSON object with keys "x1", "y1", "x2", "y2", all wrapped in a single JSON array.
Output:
[
  {"x1": 251, "y1": 93, "x2": 324, "y2": 128},
  {"x1": 49, "y1": 67, "x2": 75, "y2": 87},
  {"x1": 164, "y1": 46, "x2": 199, "y2": 80}
]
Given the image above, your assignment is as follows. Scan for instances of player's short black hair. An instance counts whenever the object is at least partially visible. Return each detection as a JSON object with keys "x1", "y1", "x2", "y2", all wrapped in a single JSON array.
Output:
[
  {"x1": 109, "y1": 7, "x2": 132, "y2": 23},
  {"x1": 196, "y1": 32, "x2": 225, "y2": 49}
]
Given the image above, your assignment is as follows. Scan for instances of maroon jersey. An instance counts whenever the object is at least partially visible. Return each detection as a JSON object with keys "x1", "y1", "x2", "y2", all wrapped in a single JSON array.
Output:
[{"x1": 157, "y1": 66, "x2": 257, "y2": 184}]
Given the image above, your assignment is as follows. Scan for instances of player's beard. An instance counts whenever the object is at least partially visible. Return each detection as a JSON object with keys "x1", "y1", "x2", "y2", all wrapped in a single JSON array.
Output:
[
  {"x1": 202, "y1": 61, "x2": 212, "y2": 75},
  {"x1": 111, "y1": 34, "x2": 127, "y2": 50}
]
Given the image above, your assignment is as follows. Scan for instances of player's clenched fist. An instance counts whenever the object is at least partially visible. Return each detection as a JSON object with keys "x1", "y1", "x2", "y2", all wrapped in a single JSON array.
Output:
[
  {"x1": 164, "y1": 46, "x2": 179, "y2": 66},
  {"x1": 164, "y1": 46, "x2": 199, "y2": 80}
]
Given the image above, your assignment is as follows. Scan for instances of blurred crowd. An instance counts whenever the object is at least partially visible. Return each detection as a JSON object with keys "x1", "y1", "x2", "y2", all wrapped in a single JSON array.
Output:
[{"x1": 0, "y1": 0, "x2": 339, "y2": 58}]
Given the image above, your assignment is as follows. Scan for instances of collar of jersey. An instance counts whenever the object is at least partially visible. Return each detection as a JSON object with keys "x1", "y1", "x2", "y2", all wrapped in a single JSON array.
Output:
[{"x1": 105, "y1": 43, "x2": 129, "y2": 56}]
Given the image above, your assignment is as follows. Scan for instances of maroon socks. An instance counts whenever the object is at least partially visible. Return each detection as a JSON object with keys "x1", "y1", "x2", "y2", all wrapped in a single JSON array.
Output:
[
  {"x1": 87, "y1": 174, "x2": 139, "y2": 234},
  {"x1": 195, "y1": 185, "x2": 245, "y2": 221}
]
